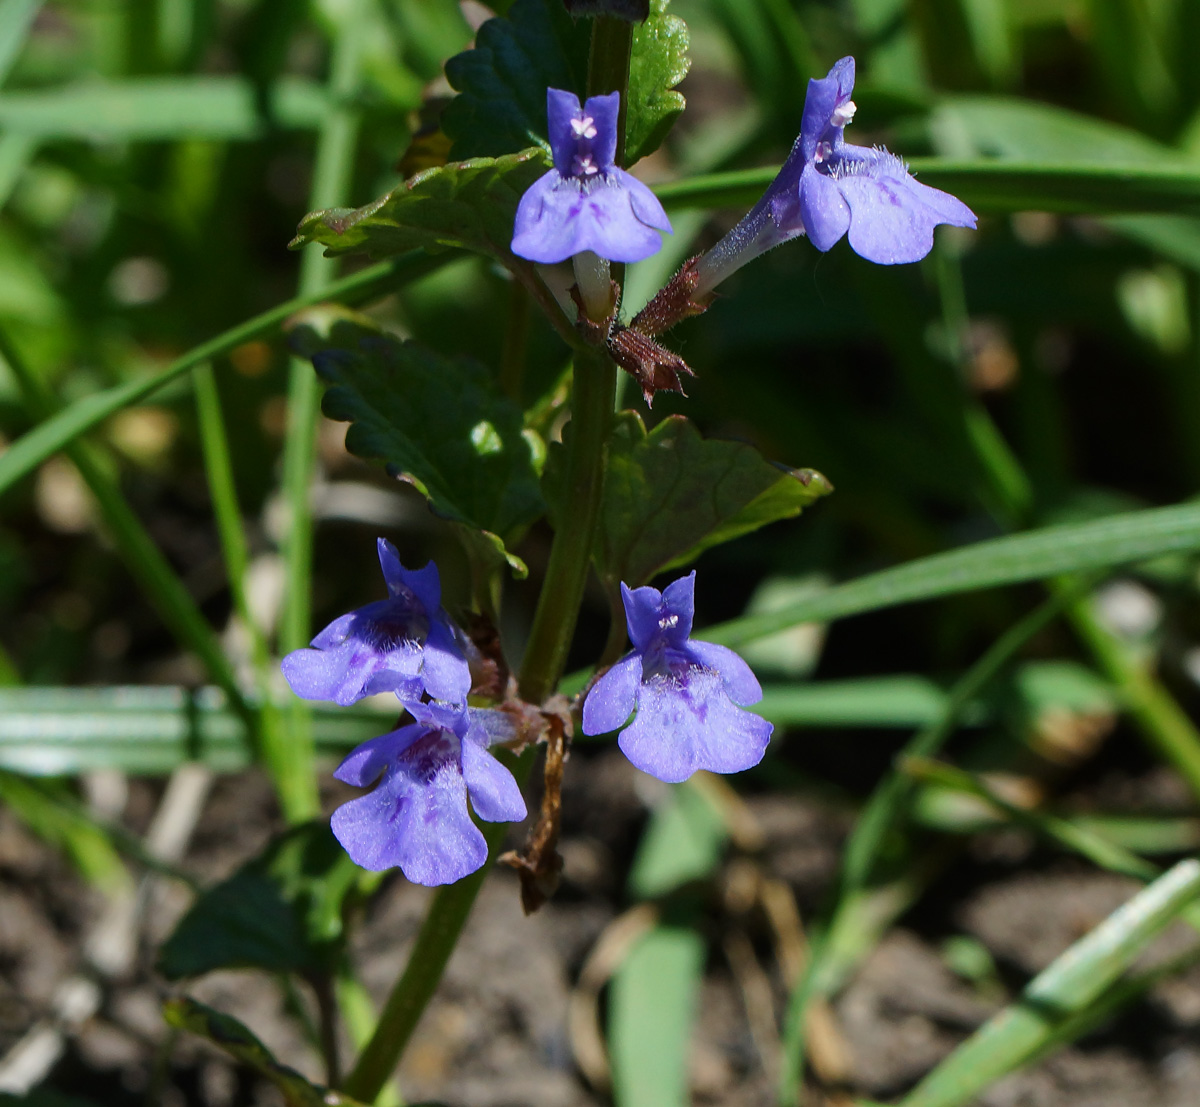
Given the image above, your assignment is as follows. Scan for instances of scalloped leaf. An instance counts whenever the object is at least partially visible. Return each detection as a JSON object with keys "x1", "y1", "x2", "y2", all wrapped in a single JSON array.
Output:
[
  {"x1": 290, "y1": 149, "x2": 547, "y2": 262},
  {"x1": 443, "y1": 0, "x2": 588, "y2": 160},
  {"x1": 547, "y1": 411, "x2": 832, "y2": 589},
  {"x1": 626, "y1": 0, "x2": 690, "y2": 162},
  {"x1": 289, "y1": 309, "x2": 545, "y2": 576},
  {"x1": 159, "y1": 822, "x2": 354, "y2": 979},
  {"x1": 442, "y1": 0, "x2": 689, "y2": 165}
]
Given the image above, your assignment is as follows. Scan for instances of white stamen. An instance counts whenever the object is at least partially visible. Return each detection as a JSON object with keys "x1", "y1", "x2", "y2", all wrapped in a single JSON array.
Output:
[
  {"x1": 570, "y1": 114, "x2": 598, "y2": 140},
  {"x1": 572, "y1": 154, "x2": 599, "y2": 177},
  {"x1": 831, "y1": 99, "x2": 857, "y2": 127}
]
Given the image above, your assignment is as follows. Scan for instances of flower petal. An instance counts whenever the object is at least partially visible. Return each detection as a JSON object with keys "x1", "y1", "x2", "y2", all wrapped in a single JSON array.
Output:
[
  {"x1": 660, "y1": 571, "x2": 696, "y2": 641},
  {"x1": 584, "y1": 91, "x2": 620, "y2": 170},
  {"x1": 618, "y1": 667, "x2": 773, "y2": 783},
  {"x1": 511, "y1": 171, "x2": 572, "y2": 262},
  {"x1": 461, "y1": 737, "x2": 527, "y2": 823},
  {"x1": 282, "y1": 640, "x2": 373, "y2": 705},
  {"x1": 332, "y1": 757, "x2": 487, "y2": 885},
  {"x1": 309, "y1": 610, "x2": 355, "y2": 651},
  {"x1": 835, "y1": 156, "x2": 974, "y2": 264},
  {"x1": 581, "y1": 652, "x2": 644, "y2": 735},
  {"x1": 333, "y1": 725, "x2": 420, "y2": 788},
  {"x1": 547, "y1": 88, "x2": 585, "y2": 176},
  {"x1": 621, "y1": 582, "x2": 664, "y2": 653},
  {"x1": 799, "y1": 163, "x2": 850, "y2": 253},
  {"x1": 685, "y1": 640, "x2": 763, "y2": 706},
  {"x1": 421, "y1": 618, "x2": 472, "y2": 703},
  {"x1": 800, "y1": 56, "x2": 855, "y2": 162},
  {"x1": 612, "y1": 168, "x2": 672, "y2": 233}
]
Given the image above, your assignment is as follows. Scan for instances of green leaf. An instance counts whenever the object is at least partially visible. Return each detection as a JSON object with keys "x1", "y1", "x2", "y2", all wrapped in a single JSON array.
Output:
[
  {"x1": 442, "y1": 0, "x2": 688, "y2": 164},
  {"x1": 0, "y1": 0, "x2": 42, "y2": 87},
  {"x1": 899, "y1": 860, "x2": 1200, "y2": 1107},
  {"x1": 625, "y1": 0, "x2": 690, "y2": 163},
  {"x1": 706, "y1": 500, "x2": 1200, "y2": 647},
  {"x1": 0, "y1": 686, "x2": 388, "y2": 776},
  {"x1": 550, "y1": 411, "x2": 830, "y2": 590},
  {"x1": 442, "y1": 0, "x2": 589, "y2": 160},
  {"x1": 164, "y1": 997, "x2": 370, "y2": 1107},
  {"x1": 289, "y1": 309, "x2": 545, "y2": 575},
  {"x1": 0, "y1": 76, "x2": 327, "y2": 139},
  {"x1": 159, "y1": 822, "x2": 358, "y2": 979},
  {"x1": 934, "y1": 96, "x2": 1174, "y2": 164},
  {"x1": 609, "y1": 925, "x2": 704, "y2": 1107},
  {"x1": 290, "y1": 149, "x2": 546, "y2": 264},
  {"x1": 629, "y1": 780, "x2": 728, "y2": 899}
]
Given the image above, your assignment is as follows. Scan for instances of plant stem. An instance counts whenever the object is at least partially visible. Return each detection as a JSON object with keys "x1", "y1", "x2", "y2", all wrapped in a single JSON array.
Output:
[
  {"x1": 277, "y1": 6, "x2": 365, "y2": 822},
  {"x1": 519, "y1": 346, "x2": 617, "y2": 704},
  {"x1": 339, "y1": 818, "x2": 508, "y2": 1103}
]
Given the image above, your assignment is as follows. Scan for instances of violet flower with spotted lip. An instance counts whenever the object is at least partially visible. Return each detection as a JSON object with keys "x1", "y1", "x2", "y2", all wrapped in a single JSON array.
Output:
[
  {"x1": 510, "y1": 89, "x2": 672, "y2": 265},
  {"x1": 693, "y1": 57, "x2": 976, "y2": 296},
  {"x1": 581, "y1": 572, "x2": 773, "y2": 783},
  {"x1": 331, "y1": 701, "x2": 526, "y2": 885},
  {"x1": 281, "y1": 538, "x2": 470, "y2": 708}
]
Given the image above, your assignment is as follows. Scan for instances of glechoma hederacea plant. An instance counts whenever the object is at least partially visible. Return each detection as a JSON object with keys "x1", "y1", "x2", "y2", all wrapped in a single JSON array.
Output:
[
  {"x1": 288, "y1": 49, "x2": 974, "y2": 893},
  {"x1": 17, "y1": 0, "x2": 1200, "y2": 1102}
]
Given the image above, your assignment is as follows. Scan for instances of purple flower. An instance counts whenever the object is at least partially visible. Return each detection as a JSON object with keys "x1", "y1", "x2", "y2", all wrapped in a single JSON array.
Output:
[
  {"x1": 581, "y1": 572, "x2": 773, "y2": 783},
  {"x1": 281, "y1": 539, "x2": 470, "y2": 707},
  {"x1": 511, "y1": 89, "x2": 672, "y2": 265},
  {"x1": 769, "y1": 56, "x2": 976, "y2": 264},
  {"x1": 692, "y1": 57, "x2": 976, "y2": 296},
  {"x1": 331, "y1": 701, "x2": 527, "y2": 885}
]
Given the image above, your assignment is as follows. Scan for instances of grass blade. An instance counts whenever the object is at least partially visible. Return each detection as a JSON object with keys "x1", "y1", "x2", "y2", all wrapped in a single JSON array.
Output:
[
  {"x1": 0, "y1": 253, "x2": 444, "y2": 503},
  {"x1": 898, "y1": 859, "x2": 1200, "y2": 1107},
  {"x1": 609, "y1": 925, "x2": 705, "y2": 1107},
  {"x1": 706, "y1": 501, "x2": 1200, "y2": 647},
  {"x1": 0, "y1": 75, "x2": 327, "y2": 138}
]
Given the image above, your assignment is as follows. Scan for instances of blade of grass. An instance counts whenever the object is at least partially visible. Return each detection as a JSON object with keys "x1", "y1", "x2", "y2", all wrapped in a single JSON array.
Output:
[
  {"x1": 193, "y1": 362, "x2": 291, "y2": 815},
  {"x1": 933, "y1": 245, "x2": 1200, "y2": 800},
  {"x1": 0, "y1": 252, "x2": 446, "y2": 503},
  {"x1": 276, "y1": 1, "x2": 368, "y2": 823},
  {"x1": 609, "y1": 925, "x2": 705, "y2": 1107},
  {"x1": 0, "y1": 75, "x2": 327, "y2": 137},
  {"x1": 0, "y1": 327, "x2": 253, "y2": 728},
  {"x1": 898, "y1": 859, "x2": 1200, "y2": 1107},
  {"x1": 0, "y1": 685, "x2": 390, "y2": 775},
  {"x1": 705, "y1": 501, "x2": 1200, "y2": 648},
  {"x1": 0, "y1": 0, "x2": 41, "y2": 84},
  {"x1": 778, "y1": 591, "x2": 1074, "y2": 1104}
]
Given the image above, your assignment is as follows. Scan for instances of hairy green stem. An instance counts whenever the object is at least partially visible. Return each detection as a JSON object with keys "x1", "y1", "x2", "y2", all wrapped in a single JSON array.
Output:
[
  {"x1": 339, "y1": 817, "x2": 508, "y2": 1102},
  {"x1": 277, "y1": 7, "x2": 366, "y2": 822},
  {"x1": 519, "y1": 347, "x2": 618, "y2": 703}
]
